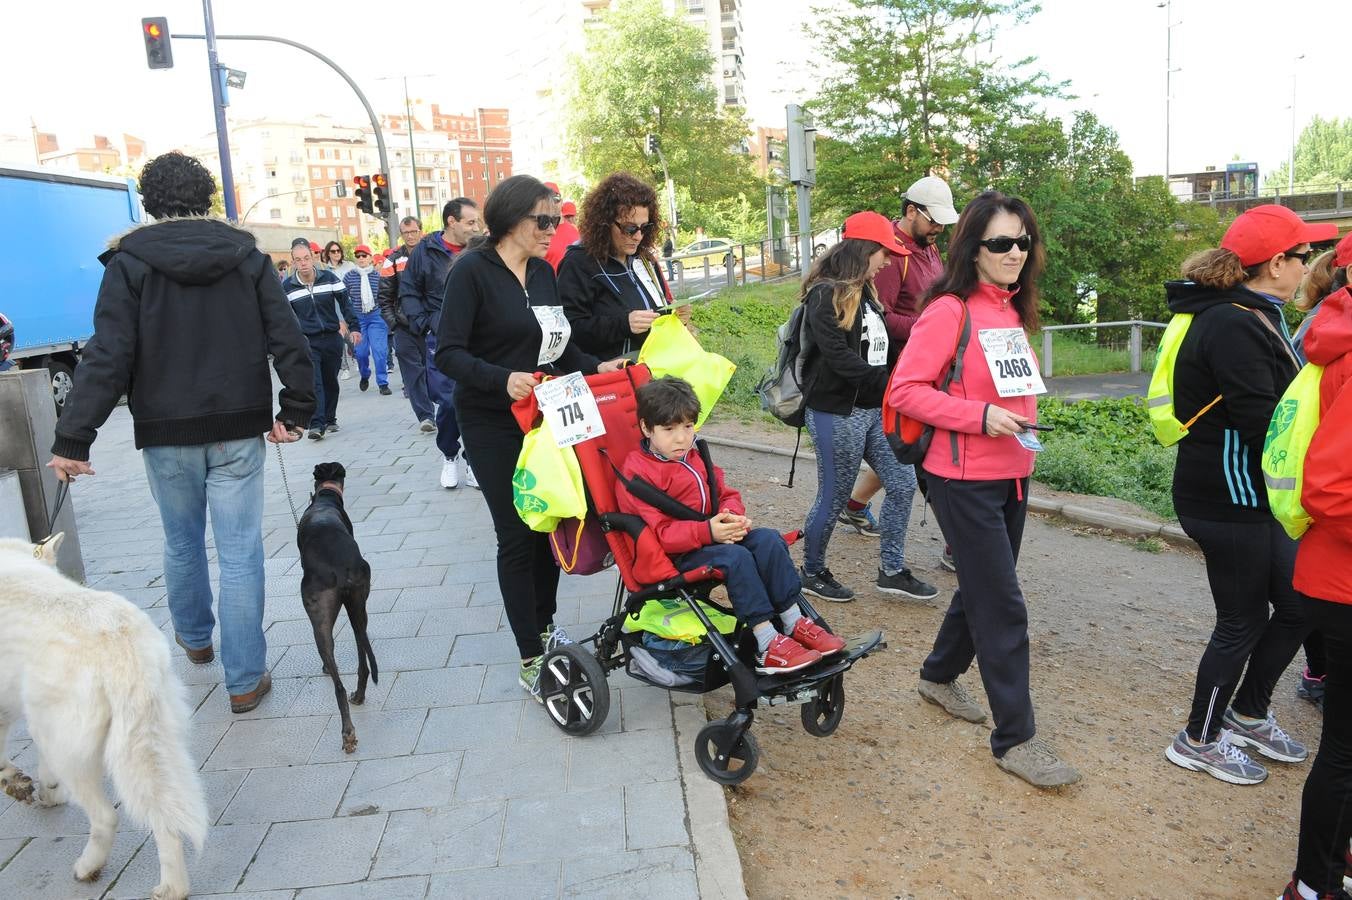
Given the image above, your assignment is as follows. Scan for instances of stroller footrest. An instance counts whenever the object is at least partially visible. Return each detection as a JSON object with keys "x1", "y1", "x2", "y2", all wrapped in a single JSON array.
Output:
[{"x1": 755, "y1": 630, "x2": 885, "y2": 694}]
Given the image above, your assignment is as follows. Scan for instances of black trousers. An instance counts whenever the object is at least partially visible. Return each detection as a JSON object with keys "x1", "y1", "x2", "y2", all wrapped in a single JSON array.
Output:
[
  {"x1": 1296, "y1": 595, "x2": 1352, "y2": 893},
  {"x1": 456, "y1": 402, "x2": 559, "y2": 660},
  {"x1": 1178, "y1": 515, "x2": 1307, "y2": 742},
  {"x1": 920, "y1": 475, "x2": 1034, "y2": 757},
  {"x1": 1305, "y1": 629, "x2": 1328, "y2": 680},
  {"x1": 306, "y1": 331, "x2": 343, "y2": 429}
]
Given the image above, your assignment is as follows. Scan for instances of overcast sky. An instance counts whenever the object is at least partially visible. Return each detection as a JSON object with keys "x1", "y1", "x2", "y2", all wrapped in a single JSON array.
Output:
[{"x1": 3, "y1": 0, "x2": 1346, "y2": 183}]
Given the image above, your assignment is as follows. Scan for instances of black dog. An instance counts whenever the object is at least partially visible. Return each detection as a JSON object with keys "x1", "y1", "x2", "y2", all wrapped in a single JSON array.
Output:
[{"x1": 297, "y1": 462, "x2": 378, "y2": 753}]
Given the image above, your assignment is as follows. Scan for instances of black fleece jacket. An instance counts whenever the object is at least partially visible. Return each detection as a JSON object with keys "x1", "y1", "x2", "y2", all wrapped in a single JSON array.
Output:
[
  {"x1": 435, "y1": 245, "x2": 600, "y2": 413},
  {"x1": 1166, "y1": 280, "x2": 1301, "y2": 522},
  {"x1": 52, "y1": 218, "x2": 315, "y2": 460},
  {"x1": 801, "y1": 281, "x2": 896, "y2": 414},
  {"x1": 556, "y1": 244, "x2": 670, "y2": 359}
]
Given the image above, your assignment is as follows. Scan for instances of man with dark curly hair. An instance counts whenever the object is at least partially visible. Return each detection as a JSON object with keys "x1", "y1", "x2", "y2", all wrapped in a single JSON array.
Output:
[{"x1": 48, "y1": 150, "x2": 316, "y2": 715}]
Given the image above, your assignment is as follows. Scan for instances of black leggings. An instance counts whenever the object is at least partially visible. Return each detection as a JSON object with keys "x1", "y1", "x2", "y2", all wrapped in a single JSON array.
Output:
[
  {"x1": 1178, "y1": 515, "x2": 1308, "y2": 742},
  {"x1": 1296, "y1": 595, "x2": 1352, "y2": 893},
  {"x1": 455, "y1": 402, "x2": 559, "y2": 660},
  {"x1": 1305, "y1": 630, "x2": 1327, "y2": 680}
]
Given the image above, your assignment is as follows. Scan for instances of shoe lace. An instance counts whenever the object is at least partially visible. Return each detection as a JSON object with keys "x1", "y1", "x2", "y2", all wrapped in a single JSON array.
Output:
[
  {"x1": 1262, "y1": 713, "x2": 1293, "y2": 744},
  {"x1": 548, "y1": 625, "x2": 573, "y2": 649},
  {"x1": 1021, "y1": 737, "x2": 1063, "y2": 767},
  {"x1": 1215, "y1": 730, "x2": 1253, "y2": 766},
  {"x1": 818, "y1": 568, "x2": 840, "y2": 587},
  {"x1": 948, "y1": 680, "x2": 976, "y2": 704}
]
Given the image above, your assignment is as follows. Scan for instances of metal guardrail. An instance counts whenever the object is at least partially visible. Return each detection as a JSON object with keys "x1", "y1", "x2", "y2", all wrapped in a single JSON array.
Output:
[
  {"x1": 1182, "y1": 182, "x2": 1349, "y2": 218},
  {"x1": 1040, "y1": 320, "x2": 1167, "y2": 377},
  {"x1": 664, "y1": 228, "x2": 842, "y2": 297}
]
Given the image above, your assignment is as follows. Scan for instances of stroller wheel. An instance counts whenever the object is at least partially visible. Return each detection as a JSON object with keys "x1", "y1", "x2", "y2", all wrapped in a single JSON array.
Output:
[
  {"x1": 539, "y1": 644, "x2": 611, "y2": 736},
  {"x1": 801, "y1": 673, "x2": 845, "y2": 737},
  {"x1": 694, "y1": 719, "x2": 760, "y2": 785}
]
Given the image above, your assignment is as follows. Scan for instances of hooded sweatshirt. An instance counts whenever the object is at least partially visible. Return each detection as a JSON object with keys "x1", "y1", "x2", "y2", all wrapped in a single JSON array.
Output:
[
  {"x1": 1163, "y1": 280, "x2": 1301, "y2": 522},
  {"x1": 52, "y1": 218, "x2": 315, "y2": 459},
  {"x1": 556, "y1": 243, "x2": 671, "y2": 359},
  {"x1": 1293, "y1": 286, "x2": 1352, "y2": 603}
]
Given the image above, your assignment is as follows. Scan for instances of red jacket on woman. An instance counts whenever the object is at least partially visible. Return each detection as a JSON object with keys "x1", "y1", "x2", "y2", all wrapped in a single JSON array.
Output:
[{"x1": 1294, "y1": 286, "x2": 1352, "y2": 604}]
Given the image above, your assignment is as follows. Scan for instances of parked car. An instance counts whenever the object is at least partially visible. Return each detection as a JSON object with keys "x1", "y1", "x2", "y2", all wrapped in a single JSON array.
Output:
[
  {"x1": 671, "y1": 238, "x2": 742, "y2": 277},
  {"x1": 812, "y1": 227, "x2": 841, "y2": 258}
]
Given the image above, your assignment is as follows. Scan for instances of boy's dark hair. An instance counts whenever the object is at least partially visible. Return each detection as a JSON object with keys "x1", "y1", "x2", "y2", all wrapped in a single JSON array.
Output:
[
  {"x1": 139, "y1": 151, "x2": 216, "y2": 219},
  {"x1": 637, "y1": 376, "x2": 701, "y2": 428}
]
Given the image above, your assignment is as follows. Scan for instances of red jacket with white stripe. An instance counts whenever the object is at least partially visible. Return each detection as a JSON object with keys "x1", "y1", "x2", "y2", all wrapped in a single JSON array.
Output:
[{"x1": 616, "y1": 442, "x2": 745, "y2": 555}]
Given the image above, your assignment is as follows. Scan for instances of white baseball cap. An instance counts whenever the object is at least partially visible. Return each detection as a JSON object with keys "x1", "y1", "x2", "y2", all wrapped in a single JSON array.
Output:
[{"x1": 904, "y1": 175, "x2": 960, "y2": 225}]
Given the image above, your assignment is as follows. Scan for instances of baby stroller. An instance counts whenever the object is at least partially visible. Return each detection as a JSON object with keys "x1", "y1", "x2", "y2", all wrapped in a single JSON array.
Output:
[{"x1": 515, "y1": 364, "x2": 885, "y2": 784}]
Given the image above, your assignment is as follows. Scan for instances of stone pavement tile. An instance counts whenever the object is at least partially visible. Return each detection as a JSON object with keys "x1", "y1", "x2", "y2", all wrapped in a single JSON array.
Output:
[
  {"x1": 240, "y1": 814, "x2": 387, "y2": 891},
  {"x1": 499, "y1": 787, "x2": 624, "y2": 865},
  {"x1": 0, "y1": 787, "x2": 106, "y2": 838},
  {"x1": 363, "y1": 609, "x2": 427, "y2": 640},
  {"x1": 272, "y1": 641, "x2": 357, "y2": 679},
  {"x1": 578, "y1": 593, "x2": 621, "y2": 622},
  {"x1": 369, "y1": 565, "x2": 448, "y2": 590},
  {"x1": 199, "y1": 768, "x2": 249, "y2": 825},
  {"x1": 624, "y1": 781, "x2": 689, "y2": 850},
  {"x1": 0, "y1": 837, "x2": 25, "y2": 868},
  {"x1": 106, "y1": 822, "x2": 267, "y2": 898},
  {"x1": 338, "y1": 752, "x2": 462, "y2": 816},
  {"x1": 368, "y1": 803, "x2": 503, "y2": 879},
  {"x1": 288, "y1": 673, "x2": 394, "y2": 717},
  {"x1": 390, "y1": 584, "x2": 472, "y2": 611},
  {"x1": 621, "y1": 686, "x2": 674, "y2": 733},
  {"x1": 416, "y1": 606, "x2": 501, "y2": 637},
  {"x1": 309, "y1": 709, "x2": 428, "y2": 763},
  {"x1": 382, "y1": 667, "x2": 484, "y2": 710},
  {"x1": 203, "y1": 716, "x2": 329, "y2": 770},
  {"x1": 361, "y1": 502, "x2": 431, "y2": 522},
  {"x1": 182, "y1": 681, "x2": 216, "y2": 713},
  {"x1": 85, "y1": 569, "x2": 162, "y2": 592},
  {"x1": 560, "y1": 846, "x2": 698, "y2": 900},
  {"x1": 219, "y1": 761, "x2": 356, "y2": 825},
  {"x1": 399, "y1": 529, "x2": 481, "y2": 552},
  {"x1": 568, "y1": 729, "x2": 678, "y2": 792},
  {"x1": 363, "y1": 588, "x2": 401, "y2": 614},
  {"x1": 194, "y1": 892, "x2": 293, "y2": 900},
  {"x1": 416, "y1": 701, "x2": 522, "y2": 753},
  {"x1": 453, "y1": 739, "x2": 569, "y2": 804},
  {"x1": 170, "y1": 643, "x2": 288, "y2": 688},
  {"x1": 188, "y1": 720, "x2": 230, "y2": 770},
  {"x1": 348, "y1": 531, "x2": 407, "y2": 554},
  {"x1": 118, "y1": 586, "x2": 166, "y2": 609},
  {"x1": 0, "y1": 829, "x2": 147, "y2": 900},
  {"x1": 347, "y1": 492, "x2": 413, "y2": 512},
  {"x1": 296, "y1": 874, "x2": 430, "y2": 899},
  {"x1": 193, "y1": 677, "x2": 308, "y2": 723},
  {"x1": 478, "y1": 662, "x2": 525, "y2": 703},
  {"x1": 447, "y1": 630, "x2": 518, "y2": 667},
  {"x1": 376, "y1": 515, "x2": 446, "y2": 536},
  {"x1": 418, "y1": 543, "x2": 498, "y2": 566},
  {"x1": 440, "y1": 560, "x2": 501, "y2": 585},
  {"x1": 268, "y1": 616, "x2": 344, "y2": 646},
  {"x1": 364, "y1": 549, "x2": 429, "y2": 572},
  {"x1": 427, "y1": 862, "x2": 561, "y2": 900},
  {"x1": 559, "y1": 571, "x2": 623, "y2": 598},
  {"x1": 466, "y1": 581, "x2": 503, "y2": 607},
  {"x1": 369, "y1": 635, "x2": 453, "y2": 671},
  {"x1": 517, "y1": 695, "x2": 619, "y2": 743}
]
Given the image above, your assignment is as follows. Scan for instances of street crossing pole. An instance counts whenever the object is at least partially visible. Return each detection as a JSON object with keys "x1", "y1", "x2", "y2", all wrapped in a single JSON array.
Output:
[{"x1": 201, "y1": 0, "x2": 238, "y2": 220}]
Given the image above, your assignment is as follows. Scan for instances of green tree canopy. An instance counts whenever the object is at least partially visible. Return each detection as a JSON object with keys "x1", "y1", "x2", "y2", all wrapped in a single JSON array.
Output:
[{"x1": 1267, "y1": 115, "x2": 1352, "y2": 192}]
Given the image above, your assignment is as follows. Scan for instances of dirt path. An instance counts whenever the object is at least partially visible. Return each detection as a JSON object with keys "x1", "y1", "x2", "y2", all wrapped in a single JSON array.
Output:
[{"x1": 701, "y1": 439, "x2": 1316, "y2": 899}]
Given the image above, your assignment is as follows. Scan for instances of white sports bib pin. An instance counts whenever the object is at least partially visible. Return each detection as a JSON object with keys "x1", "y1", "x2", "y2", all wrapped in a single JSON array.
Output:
[
  {"x1": 533, "y1": 305, "x2": 571, "y2": 366},
  {"x1": 861, "y1": 306, "x2": 889, "y2": 366},
  {"x1": 534, "y1": 371, "x2": 606, "y2": 448},
  {"x1": 978, "y1": 327, "x2": 1045, "y2": 397}
]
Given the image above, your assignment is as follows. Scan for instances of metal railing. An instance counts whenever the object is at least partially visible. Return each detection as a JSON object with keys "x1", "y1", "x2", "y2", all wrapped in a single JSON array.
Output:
[
  {"x1": 664, "y1": 227, "x2": 842, "y2": 298},
  {"x1": 1182, "y1": 182, "x2": 1349, "y2": 218},
  {"x1": 1039, "y1": 320, "x2": 1167, "y2": 377}
]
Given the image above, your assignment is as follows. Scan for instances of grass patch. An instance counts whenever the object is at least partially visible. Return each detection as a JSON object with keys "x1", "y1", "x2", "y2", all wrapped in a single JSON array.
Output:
[
  {"x1": 691, "y1": 279, "x2": 800, "y2": 420},
  {"x1": 1042, "y1": 330, "x2": 1159, "y2": 376}
]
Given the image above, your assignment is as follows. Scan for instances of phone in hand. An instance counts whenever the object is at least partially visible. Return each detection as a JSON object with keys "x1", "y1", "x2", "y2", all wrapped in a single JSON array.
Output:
[{"x1": 1021, "y1": 423, "x2": 1055, "y2": 432}]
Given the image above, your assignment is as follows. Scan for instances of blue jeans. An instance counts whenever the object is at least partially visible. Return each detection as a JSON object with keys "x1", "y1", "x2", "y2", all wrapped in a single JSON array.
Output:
[
  {"x1": 354, "y1": 310, "x2": 390, "y2": 386},
  {"x1": 426, "y1": 334, "x2": 460, "y2": 460},
  {"x1": 143, "y1": 437, "x2": 267, "y2": 696},
  {"x1": 675, "y1": 528, "x2": 801, "y2": 626}
]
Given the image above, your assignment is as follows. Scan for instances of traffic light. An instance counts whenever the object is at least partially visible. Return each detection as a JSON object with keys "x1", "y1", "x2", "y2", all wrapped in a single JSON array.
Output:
[
  {"x1": 141, "y1": 17, "x2": 174, "y2": 70},
  {"x1": 645, "y1": 133, "x2": 660, "y2": 156},
  {"x1": 372, "y1": 173, "x2": 390, "y2": 217},
  {"x1": 353, "y1": 174, "x2": 373, "y2": 215}
]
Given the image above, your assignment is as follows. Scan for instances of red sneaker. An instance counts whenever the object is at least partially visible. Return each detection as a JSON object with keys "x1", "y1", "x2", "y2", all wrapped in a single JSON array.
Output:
[
  {"x1": 791, "y1": 618, "x2": 846, "y2": 657},
  {"x1": 756, "y1": 634, "x2": 822, "y2": 674}
]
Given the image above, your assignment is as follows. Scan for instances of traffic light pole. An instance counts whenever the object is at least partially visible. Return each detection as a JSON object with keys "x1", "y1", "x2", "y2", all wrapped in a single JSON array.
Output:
[
  {"x1": 172, "y1": 30, "x2": 398, "y2": 244},
  {"x1": 202, "y1": 1, "x2": 237, "y2": 221}
]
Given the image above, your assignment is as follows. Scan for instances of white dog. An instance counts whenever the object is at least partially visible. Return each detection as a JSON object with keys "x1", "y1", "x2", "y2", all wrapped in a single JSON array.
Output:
[{"x1": 0, "y1": 534, "x2": 207, "y2": 900}]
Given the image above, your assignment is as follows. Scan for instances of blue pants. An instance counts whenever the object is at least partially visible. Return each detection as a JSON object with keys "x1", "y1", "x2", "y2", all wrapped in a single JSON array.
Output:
[
  {"x1": 675, "y1": 528, "x2": 801, "y2": 627},
  {"x1": 143, "y1": 438, "x2": 266, "y2": 696},
  {"x1": 426, "y1": 334, "x2": 460, "y2": 460},
  {"x1": 306, "y1": 331, "x2": 343, "y2": 430},
  {"x1": 394, "y1": 328, "x2": 434, "y2": 423},
  {"x1": 354, "y1": 309, "x2": 389, "y2": 386}
]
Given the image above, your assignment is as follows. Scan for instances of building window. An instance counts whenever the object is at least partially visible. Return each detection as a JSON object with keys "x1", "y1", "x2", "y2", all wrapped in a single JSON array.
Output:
[
  {"x1": 466, "y1": 171, "x2": 474, "y2": 180},
  {"x1": 312, "y1": 168, "x2": 321, "y2": 179},
  {"x1": 328, "y1": 167, "x2": 337, "y2": 179},
  {"x1": 268, "y1": 169, "x2": 277, "y2": 178},
  {"x1": 317, "y1": 207, "x2": 327, "y2": 220},
  {"x1": 495, "y1": 155, "x2": 503, "y2": 164},
  {"x1": 296, "y1": 214, "x2": 311, "y2": 224},
  {"x1": 267, "y1": 188, "x2": 279, "y2": 198},
  {"x1": 269, "y1": 208, "x2": 282, "y2": 220},
  {"x1": 348, "y1": 225, "x2": 357, "y2": 236},
  {"x1": 332, "y1": 207, "x2": 340, "y2": 219},
  {"x1": 403, "y1": 189, "x2": 410, "y2": 200}
]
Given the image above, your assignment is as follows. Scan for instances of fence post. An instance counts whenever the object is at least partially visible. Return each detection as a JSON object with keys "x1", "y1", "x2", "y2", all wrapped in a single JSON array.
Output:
[
  {"x1": 1129, "y1": 324, "x2": 1142, "y2": 373},
  {"x1": 1338, "y1": 183, "x2": 1345, "y2": 213},
  {"x1": 1042, "y1": 330, "x2": 1053, "y2": 378}
]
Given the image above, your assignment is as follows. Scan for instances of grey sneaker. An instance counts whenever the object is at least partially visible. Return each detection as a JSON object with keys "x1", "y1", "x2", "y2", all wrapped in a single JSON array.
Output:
[
  {"x1": 995, "y1": 736, "x2": 1081, "y2": 788},
  {"x1": 877, "y1": 568, "x2": 939, "y2": 600},
  {"x1": 800, "y1": 568, "x2": 854, "y2": 602},
  {"x1": 419, "y1": 419, "x2": 436, "y2": 433},
  {"x1": 940, "y1": 546, "x2": 956, "y2": 572},
  {"x1": 1165, "y1": 728, "x2": 1268, "y2": 785},
  {"x1": 1222, "y1": 709, "x2": 1309, "y2": 763},
  {"x1": 519, "y1": 656, "x2": 544, "y2": 703},
  {"x1": 918, "y1": 677, "x2": 988, "y2": 723},
  {"x1": 837, "y1": 503, "x2": 881, "y2": 537},
  {"x1": 541, "y1": 624, "x2": 574, "y2": 652}
]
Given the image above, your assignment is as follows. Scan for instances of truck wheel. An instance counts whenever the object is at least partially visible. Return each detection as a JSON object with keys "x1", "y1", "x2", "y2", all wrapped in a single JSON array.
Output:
[{"x1": 45, "y1": 358, "x2": 75, "y2": 416}]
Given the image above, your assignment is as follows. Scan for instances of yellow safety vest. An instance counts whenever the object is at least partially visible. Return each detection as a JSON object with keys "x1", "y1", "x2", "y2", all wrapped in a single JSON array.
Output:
[
  {"x1": 1147, "y1": 313, "x2": 1223, "y2": 446},
  {"x1": 1263, "y1": 363, "x2": 1325, "y2": 540},
  {"x1": 623, "y1": 598, "x2": 738, "y2": 644}
]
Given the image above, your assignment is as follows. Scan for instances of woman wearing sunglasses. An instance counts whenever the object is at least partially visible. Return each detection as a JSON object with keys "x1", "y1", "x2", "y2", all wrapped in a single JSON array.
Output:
[
  {"x1": 435, "y1": 175, "x2": 625, "y2": 700},
  {"x1": 557, "y1": 172, "x2": 688, "y2": 361},
  {"x1": 323, "y1": 241, "x2": 356, "y2": 278},
  {"x1": 1159, "y1": 205, "x2": 1333, "y2": 787},
  {"x1": 888, "y1": 191, "x2": 1079, "y2": 788}
]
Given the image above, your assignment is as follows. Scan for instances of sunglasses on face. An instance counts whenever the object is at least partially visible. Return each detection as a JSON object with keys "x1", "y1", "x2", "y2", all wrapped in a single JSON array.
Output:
[
  {"x1": 530, "y1": 214, "x2": 561, "y2": 230},
  {"x1": 1285, "y1": 249, "x2": 1315, "y2": 264},
  {"x1": 614, "y1": 221, "x2": 657, "y2": 237},
  {"x1": 978, "y1": 235, "x2": 1033, "y2": 253},
  {"x1": 355, "y1": 253, "x2": 370, "y2": 258}
]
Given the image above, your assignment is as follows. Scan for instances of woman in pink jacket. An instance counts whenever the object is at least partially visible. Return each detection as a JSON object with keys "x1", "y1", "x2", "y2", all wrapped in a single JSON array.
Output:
[{"x1": 887, "y1": 190, "x2": 1079, "y2": 788}]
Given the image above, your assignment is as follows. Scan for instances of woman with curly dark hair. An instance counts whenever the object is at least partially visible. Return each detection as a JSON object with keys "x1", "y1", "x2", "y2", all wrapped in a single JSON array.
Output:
[{"x1": 557, "y1": 172, "x2": 688, "y2": 359}]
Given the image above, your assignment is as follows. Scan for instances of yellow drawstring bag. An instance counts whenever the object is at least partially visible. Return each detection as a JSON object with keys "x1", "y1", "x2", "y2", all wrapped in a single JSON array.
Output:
[
  {"x1": 637, "y1": 315, "x2": 735, "y2": 428},
  {"x1": 512, "y1": 419, "x2": 587, "y2": 532}
]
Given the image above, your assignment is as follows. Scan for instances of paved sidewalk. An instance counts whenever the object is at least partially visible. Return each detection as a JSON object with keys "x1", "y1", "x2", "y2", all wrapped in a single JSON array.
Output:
[{"x1": 0, "y1": 366, "x2": 709, "y2": 899}]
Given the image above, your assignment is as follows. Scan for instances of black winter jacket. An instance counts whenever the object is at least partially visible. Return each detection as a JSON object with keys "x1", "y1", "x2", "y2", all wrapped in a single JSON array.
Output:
[
  {"x1": 399, "y1": 231, "x2": 459, "y2": 336},
  {"x1": 556, "y1": 244, "x2": 670, "y2": 359},
  {"x1": 281, "y1": 268, "x2": 358, "y2": 337},
  {"x1": 52, "y1": 218, "x2": 315, "y2": 459},
  {"x1": 378, "y1": 244, "x2": 413, "y2": 332},
  {"x1": 1166, "y1": 280, "x2": 1302, "y2": 522},
  {"x1": 801, "y1": 281, "x2": 896, "y2": 414},
  {"x1": 435, "y1": 245, "x2": 600, "y2": 413}
]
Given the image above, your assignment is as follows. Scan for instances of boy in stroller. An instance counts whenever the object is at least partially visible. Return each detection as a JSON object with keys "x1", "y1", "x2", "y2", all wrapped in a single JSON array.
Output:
[{"x1": 616, "y1": 376, "x2": 845, "y2": 674}]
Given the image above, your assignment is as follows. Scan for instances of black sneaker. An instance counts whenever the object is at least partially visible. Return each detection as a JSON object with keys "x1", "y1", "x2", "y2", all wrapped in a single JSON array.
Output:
[
  {"x1": 379, "y1": 384, "x2": 392, "y2": 395},
  {"x1": 359, "y1": 378, "x2": 370, "y2": 391},
  {"x1": 800, "y1": 567, "x2": 855, "y2": 602},
  {"x1": 877, "y1": 568, "x2": 939, "y2": 600},
  {"x1": 1298, "y1": 668, "x2": 1326, "y2": 712},
  {"x1": 307, "y1": 428, "x2": 325, "y2": 440},
  {"x1": 327, "y1": 421, "x2": 341, "y2": 433}
]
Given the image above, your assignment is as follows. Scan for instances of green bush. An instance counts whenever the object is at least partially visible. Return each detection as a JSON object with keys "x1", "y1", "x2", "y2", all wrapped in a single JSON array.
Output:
[{"x1": 691, "y1": 280, "x2": 800, "y2": 419}]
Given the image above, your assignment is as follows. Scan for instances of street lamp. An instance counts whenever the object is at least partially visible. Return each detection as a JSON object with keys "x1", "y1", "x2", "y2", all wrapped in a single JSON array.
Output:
[
  {"x1": 1290, "y1": 54, "x2": 1306, "y2": 195},
  {"x1": 376, "y1": 74, "x2": 436, "y2": 223},
  {"x1": 1157, "y1": 1, "x2": 1182, "y2": 182}
]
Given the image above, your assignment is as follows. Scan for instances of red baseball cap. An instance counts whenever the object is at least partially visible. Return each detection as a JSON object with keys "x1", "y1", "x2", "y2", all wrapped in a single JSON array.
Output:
[
  {"x1": 544, "y1": 181, "x2": 561, "y2": 195},
  {"x1": 842, "y1": 211, "x2": 910, "y2": 256},
  {"x1": 309, "y1": 241, "x2": 321, "y2": 252},
  {"x1": 1220, "y1": 205, "x2": 1337, "y2": 267},
  {"x1": 354, "y1": 244, "x2": 372, "y2": 256},
  {"x1": 1334, "y1": 232, "x2": 1352, "y2": 268},
  {"x1": 561, "y1": 200, "x2": 577, "y2": 216}
]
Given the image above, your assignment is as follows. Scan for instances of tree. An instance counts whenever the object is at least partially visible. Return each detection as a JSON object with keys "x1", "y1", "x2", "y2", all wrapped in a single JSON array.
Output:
[
  {"x1": 1267, "y1": 116, "x2": 1352, "y2": 193},
  {"x1": 563, "y1": 0, "x2": 757, "y2": 224}
]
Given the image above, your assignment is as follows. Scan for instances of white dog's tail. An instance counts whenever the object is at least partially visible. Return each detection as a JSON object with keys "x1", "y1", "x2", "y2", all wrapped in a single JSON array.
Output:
[{"x1": 102, "y1": 633, "x2": 209, "y2": 852}]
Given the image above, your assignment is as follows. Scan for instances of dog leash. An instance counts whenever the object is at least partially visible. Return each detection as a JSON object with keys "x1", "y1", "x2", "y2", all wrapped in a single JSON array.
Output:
[
  {"x1": 33, "y1": 479, "x2": 70, "y2": 557},
  {"x1": 275, "y1": 441, "x2": 302, "y2": 529}
]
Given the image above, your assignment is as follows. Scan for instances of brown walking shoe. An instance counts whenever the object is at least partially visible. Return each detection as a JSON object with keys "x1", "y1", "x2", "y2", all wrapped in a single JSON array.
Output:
[
  {"x1": 230, "y1": 672, "x2": 272, "y2": 714},
  {"x1": 995, "y1": 736, "x2": 1081, "y2": 788},
  {"x1": 174, "y1": 633, "x2": 214, "y2": 665}
]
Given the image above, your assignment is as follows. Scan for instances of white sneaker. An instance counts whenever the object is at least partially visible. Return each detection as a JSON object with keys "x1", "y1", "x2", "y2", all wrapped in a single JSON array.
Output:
[
  {"x1": 340, "y1": 368, "x2": 351, "y2": 381},
  {"x1": 464, "y1": 459, "x2": 479, "y2": 490},
  {"x1": 440, "y1": 457, "x2": 459, "y2": 489}
]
